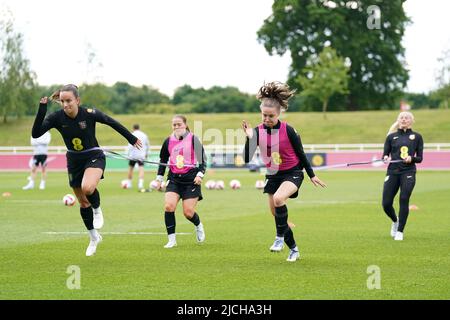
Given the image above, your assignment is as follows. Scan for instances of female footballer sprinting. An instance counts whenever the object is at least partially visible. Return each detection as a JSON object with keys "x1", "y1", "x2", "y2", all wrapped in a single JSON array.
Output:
[
  {"x1": 382, "y1": 111, "x2": 423, "y2": 241},
  {"x1": 153, "y1": 115, "x2": 207, "y2": 248},
  {"x1": 32, "y1": 84, "x2": 142, "y2": 256},
  {"x1": 243, "y1": 81, "x2": 326, "y2": 262}
]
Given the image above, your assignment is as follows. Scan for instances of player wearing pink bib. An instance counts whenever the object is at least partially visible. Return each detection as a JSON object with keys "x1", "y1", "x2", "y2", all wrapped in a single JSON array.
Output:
[
  {"x1": 154, "y1": 115, "x2": 207, "y2": 248},
  {"x1": 243, "y1": 82, "x2": 326, "y2": 262}
]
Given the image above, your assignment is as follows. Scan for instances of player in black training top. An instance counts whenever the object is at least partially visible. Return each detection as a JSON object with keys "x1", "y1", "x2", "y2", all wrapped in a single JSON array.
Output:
[
  {"x1": 382, "y1": 111, "x2": 423, "y2": 241},
  {"x1": 153, "y1": 115, "x2": 207, "y2": 249},
  {"x1": 242, "y1": 81, "x2": 326, "y2": 262},
  {"x1": 32, "y1": 84, "x2": 142, "y2": 256}
]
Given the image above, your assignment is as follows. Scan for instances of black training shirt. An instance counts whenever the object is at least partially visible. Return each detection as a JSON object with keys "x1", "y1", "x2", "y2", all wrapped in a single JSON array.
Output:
[
  {"x1": 383, "y1": 128, "x2": 423, "y2": 174},
  {"x1": 32, "y1": 103, "x2": 137, "y2": 153}
]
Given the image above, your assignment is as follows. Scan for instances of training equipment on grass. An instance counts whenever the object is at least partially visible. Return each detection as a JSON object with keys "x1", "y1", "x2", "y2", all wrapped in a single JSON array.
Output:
[
  {"x1": 103, "y1": 149, "x2": 196, "y2": 168},
  {"x1": 149, "y1": 180, "x2": 159, "y2": 190},
  {"x1": 255, "y1": 180, "x2": 265, "y2": 189},
  {"x1": 149, "y1": 180, "x2": 166, "y2": 192},
  {"x1": 121, "y1": 179, "x2": 131, "y2": 189},
  {"x1": 229, "y1": 179, "x2": 241, "y2": 189},
  {"x1": 314, "y1": 159, "x2": 404, "y2": 171},
  {"x1": 215, "y1": 180, "x2": 225, "y2": 190},
  {"x1": 62, "y1": 194, "x2": 76, "y2": 206},
  {"x1": 205, "y1": 180, "x2": 216, "y2": 190}
]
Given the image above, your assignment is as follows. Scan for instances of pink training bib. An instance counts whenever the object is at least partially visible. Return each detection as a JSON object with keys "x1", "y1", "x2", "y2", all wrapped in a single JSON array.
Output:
[
  {"x1": 258, "y1": 121, "x2": 299, "y2": 172},
  {"x1": 168, "y1": 132, "x2": 196, "y2": 174}
]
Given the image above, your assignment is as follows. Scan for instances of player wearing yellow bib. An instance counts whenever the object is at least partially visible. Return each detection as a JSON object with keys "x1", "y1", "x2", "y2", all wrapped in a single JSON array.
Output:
[
  {"x1": 382, "y1": 111, "x2": 423, "y2": 241},
  {"x1": 32, "y1": 84, "x2": 142, "y2": 256}
]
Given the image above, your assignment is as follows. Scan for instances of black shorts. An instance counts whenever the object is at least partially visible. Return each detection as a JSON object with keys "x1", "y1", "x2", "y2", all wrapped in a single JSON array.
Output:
[
  {"x1": 165, "y1": 180, "x2": 203, "y2": 201},
  {"x1": 66, "y1": 151, "x2": 106, "y2": 188},
  {"x1": 263, "y1": 170, "x2": 304, "y2": 199},
  {"x1": 32, "y1": 155, "x2": 47, "y2": 167},
  {"x1": 129, "y1": 160, "x2": 144, "y2": 167}
]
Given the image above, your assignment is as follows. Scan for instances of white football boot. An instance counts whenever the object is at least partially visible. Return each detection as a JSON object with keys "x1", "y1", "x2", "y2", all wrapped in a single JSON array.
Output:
[
  {"x1": 164, "y1": 234, "x2": 177, "y2": 248},
  {"x1": 93, "y1": 207, "x2": 104, "y2": 229},
  {"x1": 270, "y1": 237, "x2": 284, "y2": 252},
  {"x1": 22, "y1": 180, "x2": 35, "y2": 190},
  {"x1": 394, "y1": 231, "x2": 404, "y2": 241},
  {"x1": 195, "y1": 223, "x2": 205, "y2": 243},
  {"x1": 286, "y1": 247, "x2": 300, "y2": 262},
  {"x1": 391, "y1": 220, "x2": 399, "y2": 237},
  {"x1": 86, "y1": 233, "x2": 102, "y2": 256}
]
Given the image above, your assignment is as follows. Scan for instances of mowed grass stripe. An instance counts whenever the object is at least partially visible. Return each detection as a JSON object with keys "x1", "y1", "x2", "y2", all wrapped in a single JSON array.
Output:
[{"x1": 0, "y1": 170, "x2": 449, "y2": 299}]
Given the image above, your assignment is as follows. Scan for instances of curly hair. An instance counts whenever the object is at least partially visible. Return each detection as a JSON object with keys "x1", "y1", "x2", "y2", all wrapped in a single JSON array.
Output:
[{"x1": 256, "y1": 81, "x2": 296, "y2": 111}]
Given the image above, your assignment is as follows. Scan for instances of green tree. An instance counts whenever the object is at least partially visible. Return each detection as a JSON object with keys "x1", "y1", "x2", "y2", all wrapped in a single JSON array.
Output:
[
  {"x1": 110, "y1": 82, "x2": 170, "y2": 114},
  {"x1": 257, "y1": 0, "x2": 409, "y2": 110},
  {"x1": 0, "y1": 10, "x2": 36, "y2": 123},
  {"x1": 79, "y1": 83, "x2": 113, "y2": 113},
  {"x1": 402, "y1": 92, "x2": 440, "y2": 109},
  {"x1": 298, "y1": 47, "x2": 349, "y2": 118},
  {"x1": 173, "y1": 85, "x2": 258, "y2": 113}
]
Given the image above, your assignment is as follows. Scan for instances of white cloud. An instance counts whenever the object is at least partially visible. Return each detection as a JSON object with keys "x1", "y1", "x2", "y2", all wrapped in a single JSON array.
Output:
[{"x1": 1, "y1": 0, "x2": 449, "y2": 96}]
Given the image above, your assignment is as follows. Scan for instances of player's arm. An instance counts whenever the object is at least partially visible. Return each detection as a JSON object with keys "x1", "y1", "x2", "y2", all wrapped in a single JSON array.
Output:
[
  {"x1": 412, "y1": 134, "x2": 424, "y2": 163},
  {"x1": 193, "y1": 135, "x2": 207, "y2": 184},
  {"x1": 91, "y1": 108, "x2": 138, "y2": 146},
  {"x1": 287, "y1": 125, "x2": 314, "y2": 178},
  {"x1": 156, "y1": 138, "x2": 170, "y2": 185},
  {"x1": 287, "y1": 125, "x2": 326, "y2": 187},
  {"x1": 242, "y1": 121, "x2": 258, "y2": 163},
  {"x1": 383, "y1": 135, "x2": 392, "y2": 161},
  {"x1": 32, "y1": 98, "x2": 56, "y2": 138}
]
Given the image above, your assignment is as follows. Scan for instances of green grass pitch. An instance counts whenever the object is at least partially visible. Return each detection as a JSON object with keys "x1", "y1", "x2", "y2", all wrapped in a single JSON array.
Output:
[{"x1": 0, "y1": 170, "x2": 449, "y2": 299}]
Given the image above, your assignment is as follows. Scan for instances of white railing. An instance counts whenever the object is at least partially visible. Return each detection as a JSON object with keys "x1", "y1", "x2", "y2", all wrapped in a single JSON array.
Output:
[{"x1": 1, "y1": 143, "x2": 450, "y2": 154}]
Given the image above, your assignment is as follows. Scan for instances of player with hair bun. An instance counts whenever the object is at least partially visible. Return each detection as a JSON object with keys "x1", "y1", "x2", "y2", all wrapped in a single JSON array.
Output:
[{"x1": 243, "y1": 81, "x2": 326, "y2": 262}]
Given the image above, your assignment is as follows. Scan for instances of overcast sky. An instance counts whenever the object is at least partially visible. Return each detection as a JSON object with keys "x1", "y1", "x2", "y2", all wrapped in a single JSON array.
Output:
[{"x1": 1, "y1": 0, "x2": 449, "y2": 96}]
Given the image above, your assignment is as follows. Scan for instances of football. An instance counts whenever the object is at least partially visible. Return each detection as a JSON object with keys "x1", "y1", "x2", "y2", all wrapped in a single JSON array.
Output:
[
  {"x1": 121, "y1": 179, "x2": 131, "y2": 189},
  {"x1": 150, "y1": 180, "x2": 166, "y2": 191},
  {"x1": 62, "y1": 194, "x2": 76, "y2": 206},
  {"x1": 255, "y1": 180, "x2": 265, "y2": 189},
  {"x1": 215, "y1": 180, "x2": 225, "y2": 190},
  {"x1": 229, "y1": 179, "x2": 241, "y2": 190},
  {"x1": 205, "y1": 180, "x2": 216, "y2": 190},
  {"x1": 149, "y1": 180, "x2": 159, "y2": 190}
]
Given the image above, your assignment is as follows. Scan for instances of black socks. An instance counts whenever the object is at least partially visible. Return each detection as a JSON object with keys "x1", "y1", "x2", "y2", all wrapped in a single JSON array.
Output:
[
  {"x1": 187, "y1": 212, "x2": 201, "y2": 226},
  {"x1": 80, "y1": 206, "x2": 94, "y2": 230},
  {"x1": 275, "y1": 205, "x2": 296, "y2": 249},
  {"x1": 86, "y1": 189, "x2": 100, "y2": 209},
  {"x1": 165, "y1": 211, "x2": 176, "y2": 235}
]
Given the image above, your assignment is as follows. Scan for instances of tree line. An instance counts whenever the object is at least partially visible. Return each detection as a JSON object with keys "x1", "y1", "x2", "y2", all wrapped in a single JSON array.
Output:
[
  {"x1": 1, "y1": 79, "x2": 445, "y2": 124},
  {"x1": 1, "y1": 1, "x2": 449, "y2": 123}
]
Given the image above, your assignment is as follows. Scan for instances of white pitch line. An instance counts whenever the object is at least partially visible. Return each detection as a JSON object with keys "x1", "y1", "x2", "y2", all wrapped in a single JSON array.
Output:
[
  {"x1": 296, "y1": 200, "x2": 377, "y2": 205},
  {"x1": 42, "y1": 231, "x2": 191, "y2": 235},
  {"x1": 9, "y1": 200, "x2": 61, "y2": 203}
]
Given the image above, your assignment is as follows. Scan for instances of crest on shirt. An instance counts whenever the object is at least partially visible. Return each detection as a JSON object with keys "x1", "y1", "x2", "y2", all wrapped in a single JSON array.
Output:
[
  {"x1": 87, "y1": 108, "x2": 95, "y2": 113},
  {"x1": 78, "y1": 121, "x2": 87, "y2": 129},
  {"x1": 409, "y1": 134, "x2": 415, "y2": 140}
]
